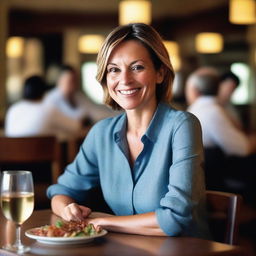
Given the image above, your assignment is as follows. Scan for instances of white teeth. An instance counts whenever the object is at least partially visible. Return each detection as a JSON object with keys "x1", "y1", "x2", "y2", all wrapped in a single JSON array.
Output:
[{"x1": 119, "y1": 89, "x2": 138, "y2": 95}]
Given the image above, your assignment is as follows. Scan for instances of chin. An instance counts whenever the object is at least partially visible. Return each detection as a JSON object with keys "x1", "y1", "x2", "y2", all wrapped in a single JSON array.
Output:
[
  {"x1": 115, "y1": 100, "x2": 139, "y2": 110},
  {"x1": 120, "y1": 104, "x2": 139, "y2": 111}
]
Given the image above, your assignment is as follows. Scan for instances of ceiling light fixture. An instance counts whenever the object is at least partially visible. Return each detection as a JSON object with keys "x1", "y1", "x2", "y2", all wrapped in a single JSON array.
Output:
[
  {"x1": 78, "y1": 35, "x2": 104, "y2": 54},
  {"x1": 119, "y1": 0, "x2": 152, "y2": 25},
  {"x1": 229, "y1": 0, "x2": 256, "y2": 24},
  {"x1": 195, "y1": 33, "x2": 223, "y2": 54},
  {"x1": 6, "y1": 37, "x2": 25, "y2": 58}
]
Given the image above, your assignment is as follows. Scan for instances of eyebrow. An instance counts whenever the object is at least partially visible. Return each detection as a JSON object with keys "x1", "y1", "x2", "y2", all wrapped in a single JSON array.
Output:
[{"x1": 107, "y1": 59, "x2": 144, "y2": 66}]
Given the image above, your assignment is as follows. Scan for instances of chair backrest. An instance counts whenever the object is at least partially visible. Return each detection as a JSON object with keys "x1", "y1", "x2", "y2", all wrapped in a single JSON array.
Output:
[
  {"x1": 206, "y1": 190, "x2": 242, "y2": 245},
  {"x1": 67, "y1": 137, "x2": 84, "y2": 163},
  {"x1": 0, "y1": 136, "x2": 62, "y2": 209},
  {"x1": 204, "y1": 147, "x2": 227, "y2": 191},
  {"x1": 0, "y1": 136, "x2": 61, "y2": 183},
  {"x1": 67, "y1": 126, "x2": 91, "y2": 163}
]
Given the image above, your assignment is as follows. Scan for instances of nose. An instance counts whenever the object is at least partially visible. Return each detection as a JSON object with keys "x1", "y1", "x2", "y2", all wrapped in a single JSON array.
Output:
[{"x1": 119, "y1": 69, "x2": 133, "y2": 85}]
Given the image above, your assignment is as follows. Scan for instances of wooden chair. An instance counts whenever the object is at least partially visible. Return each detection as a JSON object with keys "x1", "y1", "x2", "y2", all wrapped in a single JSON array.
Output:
[
  {"x1": 206, "y1": 190, "x2": 242, "y2": 245},
  {"x1": 67, "y1": 126, "x2": 91, "y2": 163},
  {"x1": 0, "y1": 136, "x2": 62, "y2": 209},
  {"x1": 67, "y1": 137, "x2": 84, "y2": 163}
]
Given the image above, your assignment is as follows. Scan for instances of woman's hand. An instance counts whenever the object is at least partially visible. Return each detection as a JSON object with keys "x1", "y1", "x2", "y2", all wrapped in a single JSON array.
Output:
[
  {"x1": 84, "y1": 213, "x2": 114, "y2": 231},
  {"x1": 84, "y1": 212, "x2": 166, "y2": 236},
  {"x1": 51, "y1": 195, "x2": 91, "y2": 221},
  {"x1": 61, "y1": 203, "x2": 92, "y2": 221}
]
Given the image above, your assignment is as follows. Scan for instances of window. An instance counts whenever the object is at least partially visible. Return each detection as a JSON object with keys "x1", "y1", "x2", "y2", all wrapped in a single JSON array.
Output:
[
  {"x1": 231, "y1": 63, "x2": 250, "y2": 104},
  {"x1": 81, "y1": 62, "x2": 104, "y2": 104}
]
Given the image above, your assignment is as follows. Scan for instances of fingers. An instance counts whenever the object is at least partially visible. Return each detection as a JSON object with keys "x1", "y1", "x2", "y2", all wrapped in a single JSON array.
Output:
[
  {"x1": 95, "y1": 225, "x2": 102, "y2": 232},
  {"x1": 87, "y1": 218, "x2": 103, "y2": 232},
  {"x1": 61, "y1": 203, "x2": 84, "y2": 221},
  {"x1": 80, "y1": 205, "x2": 92, "y2": 218}
]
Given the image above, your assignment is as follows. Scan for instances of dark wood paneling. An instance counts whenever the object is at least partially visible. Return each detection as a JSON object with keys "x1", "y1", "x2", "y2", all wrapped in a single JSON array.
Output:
[{"x1": 9, "y1": 9, "x2": 118, "y2": 36}]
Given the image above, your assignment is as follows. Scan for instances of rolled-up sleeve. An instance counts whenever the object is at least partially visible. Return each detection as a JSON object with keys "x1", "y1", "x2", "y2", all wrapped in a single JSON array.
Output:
[
  {"x1": 155, "y1": 113, "x2": 205, "y2": 236},
  {"x1": 47, "y1": 127, "x2": 100, "y2": 203}
]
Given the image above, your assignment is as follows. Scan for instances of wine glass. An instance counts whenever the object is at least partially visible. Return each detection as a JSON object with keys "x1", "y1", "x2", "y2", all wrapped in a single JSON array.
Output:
[{"x1": 0, "y1": 170, "x2": 34, "y2": 254}]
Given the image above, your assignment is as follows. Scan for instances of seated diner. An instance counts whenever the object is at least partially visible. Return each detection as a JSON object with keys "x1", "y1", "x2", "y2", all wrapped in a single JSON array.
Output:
[{"x1": 47, "y1": 23, "x2": 210, "y2": 238}]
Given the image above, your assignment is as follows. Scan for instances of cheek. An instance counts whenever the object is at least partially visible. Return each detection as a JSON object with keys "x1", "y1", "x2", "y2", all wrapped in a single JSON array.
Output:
[
  {"x1": 106, "y1": 82, "x2": 116, "y2": 97},
  {"x1": 106, "y1": 75, "x2": 116, "y2": 88},
  {"x1": 137, "y1": 73, "x2": 152, "y2": 85},
  {"x1": 143, "y1": 71, "x2": 159, "y2": 84},
  {"x1": 107, "y1": 84, "x2": 116, "y2": 95}
]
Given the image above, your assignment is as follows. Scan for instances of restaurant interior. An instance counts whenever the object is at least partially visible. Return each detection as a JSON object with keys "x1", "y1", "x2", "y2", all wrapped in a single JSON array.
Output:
[{"x1": 0, "y1": 0, "x2": 256, "y2": 255}]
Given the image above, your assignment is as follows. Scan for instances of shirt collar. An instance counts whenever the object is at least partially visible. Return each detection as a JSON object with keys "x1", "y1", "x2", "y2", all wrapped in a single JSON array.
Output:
[
  {"x1": 114, "y1": 102, "x2": 169, "y2": 143},
  {"x1": 144, "y1": 102, "x2": 169, "y2": 143},
  {"x1": 114, "y1": 114, "x2": 127, "y2": 143}
]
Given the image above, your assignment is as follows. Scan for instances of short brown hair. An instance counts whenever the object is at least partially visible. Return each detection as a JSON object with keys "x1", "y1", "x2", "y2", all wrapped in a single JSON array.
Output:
[{"x1": 96, "y1": 23, "x2": 175, "y2": 110}]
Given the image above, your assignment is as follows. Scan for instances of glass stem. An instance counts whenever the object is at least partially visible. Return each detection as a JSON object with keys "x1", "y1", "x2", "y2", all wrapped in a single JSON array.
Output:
[{"x1": 15, "y1": 224, "x2": 23, "y2": 249}]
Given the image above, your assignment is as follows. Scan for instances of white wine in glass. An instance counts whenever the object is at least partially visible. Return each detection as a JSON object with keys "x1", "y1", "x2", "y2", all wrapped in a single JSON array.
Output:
[{"x1": 1, "y1": 170, "x2": 34, "y2": 253}]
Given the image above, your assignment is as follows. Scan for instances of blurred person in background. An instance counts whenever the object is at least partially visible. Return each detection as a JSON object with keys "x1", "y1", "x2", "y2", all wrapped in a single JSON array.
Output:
[
  {"x1": 185, "y1": 67, "x2": 256, "y2": 204},
  {"x1": 44, "y1": 65, "x2": 118, "y2": 125},
  {"x1": 218, "y1": 71, "x2": 242, "y2": 130},
  {"x1": 186, "y1": 67, "x2": 256, "y2": 157},
  {"x1": 5, "y1": 75, "x2": 82, "y2": 141}
]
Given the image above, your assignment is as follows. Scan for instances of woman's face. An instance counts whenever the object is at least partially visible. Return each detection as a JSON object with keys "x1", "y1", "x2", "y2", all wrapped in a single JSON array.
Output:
[{"x1": 106, "y1": 40, "x2": 163, "y2": 112}]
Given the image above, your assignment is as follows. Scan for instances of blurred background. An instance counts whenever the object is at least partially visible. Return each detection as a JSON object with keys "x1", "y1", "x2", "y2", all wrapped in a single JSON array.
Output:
[{"x1": 0, "y1": 0, "x2": 256, "y2": 131}]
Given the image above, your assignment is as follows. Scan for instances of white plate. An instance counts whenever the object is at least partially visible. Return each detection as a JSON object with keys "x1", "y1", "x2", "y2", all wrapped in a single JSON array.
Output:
[{"x1": 25, "y1": 227, "x2": 107, "y2": 245}]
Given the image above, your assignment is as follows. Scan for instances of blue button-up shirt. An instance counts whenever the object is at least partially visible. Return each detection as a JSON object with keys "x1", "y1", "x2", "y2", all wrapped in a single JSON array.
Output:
[{"x1": 47, "y1": 103, "x2": 209, "y2": 238}]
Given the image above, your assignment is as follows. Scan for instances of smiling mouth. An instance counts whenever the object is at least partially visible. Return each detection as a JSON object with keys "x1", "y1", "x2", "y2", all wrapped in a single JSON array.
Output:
[{"x1": 118, "y1": 89, "x2": 140, "y2": 95}]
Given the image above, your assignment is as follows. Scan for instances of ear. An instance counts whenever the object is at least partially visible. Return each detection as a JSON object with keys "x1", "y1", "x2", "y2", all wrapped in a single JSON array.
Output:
[{"x1": 156, "y1": 66, "x2": 164, "y2": 84}]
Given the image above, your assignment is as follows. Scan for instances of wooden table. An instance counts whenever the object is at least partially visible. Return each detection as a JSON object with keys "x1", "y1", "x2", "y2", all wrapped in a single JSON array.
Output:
[{"x1": 0, "y1": 209, "x2": 248, "y2": 256}]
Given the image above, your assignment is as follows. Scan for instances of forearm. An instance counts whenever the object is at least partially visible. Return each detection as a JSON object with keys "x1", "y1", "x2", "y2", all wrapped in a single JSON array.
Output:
[
  {"x1": 89, "y1": 212, "x2": 166, "y2": 236},
  {"x1": 51, "y1": 194, "x2": 75, "y2": 217}
]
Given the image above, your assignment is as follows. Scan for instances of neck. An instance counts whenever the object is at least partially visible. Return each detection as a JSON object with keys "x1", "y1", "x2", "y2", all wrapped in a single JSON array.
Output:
[
  {"x1": 218, "y1": 97, "x2": 227, "y2": 106},
  {"x1": 126, "y1": 102, "x2": 157, "y2": 137}
]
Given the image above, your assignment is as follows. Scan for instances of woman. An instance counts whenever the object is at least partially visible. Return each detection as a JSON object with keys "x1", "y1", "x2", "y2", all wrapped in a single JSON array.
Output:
[{"x1": 47, "y1": 23, "x2": 209, "y2": 238}]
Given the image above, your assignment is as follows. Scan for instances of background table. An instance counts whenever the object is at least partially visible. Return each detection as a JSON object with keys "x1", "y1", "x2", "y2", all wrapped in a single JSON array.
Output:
[{"x1": 0, "y1": 209, "x2": 248, "y2": 256}]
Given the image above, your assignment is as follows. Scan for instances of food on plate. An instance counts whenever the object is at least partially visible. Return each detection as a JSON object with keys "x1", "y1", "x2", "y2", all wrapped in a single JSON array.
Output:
[{"x1": 30, "y1": 220, "x2": 101, "y2": 237}]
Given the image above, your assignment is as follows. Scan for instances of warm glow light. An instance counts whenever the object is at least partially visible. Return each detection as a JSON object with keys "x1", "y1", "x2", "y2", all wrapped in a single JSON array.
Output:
[
  {"x1": 6, "y1": 37, "x2": 25, "y2": 58},
  {"x1": 195, "y1": 33, "x2": 223, "y2": 53},
  {"x1": 78, "y1": 35, "x2": 104, "y2": 54},
  {"x1": 163, "y1": 41, "x2": 181, "y2": 71},
  {"x1": 119, "y1": 0, "x2": 152, "y2": 25},
  {"x1": 229, "y1": 0, "x2": 256, "y2": 24},
  {"x1": 170, "y1": 55, "x2": 181, "y2": 72},
  {"x1": 163, "y1": 41, "x2": 179, "y2": 56}
]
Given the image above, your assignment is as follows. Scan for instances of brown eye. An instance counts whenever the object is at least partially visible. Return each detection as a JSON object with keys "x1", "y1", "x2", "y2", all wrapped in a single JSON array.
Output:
[
  {"x1": 131, "y1": 65, "x2": 144, "y2": 71},
  {"x1": 107, "y1": 67, "x2": 120, "y2": 73}
]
